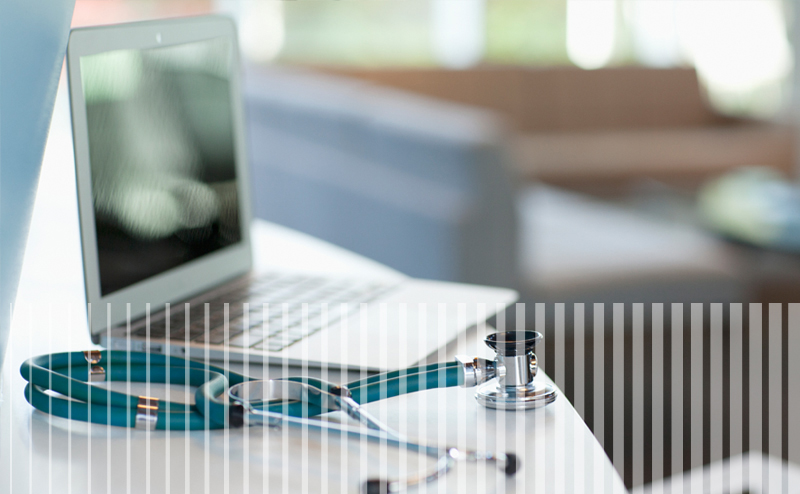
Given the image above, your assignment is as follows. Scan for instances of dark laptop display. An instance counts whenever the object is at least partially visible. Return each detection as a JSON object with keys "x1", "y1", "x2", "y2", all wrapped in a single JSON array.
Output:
[{"x1": 80, "y1": 37, "x2": 242, "y2": 295}]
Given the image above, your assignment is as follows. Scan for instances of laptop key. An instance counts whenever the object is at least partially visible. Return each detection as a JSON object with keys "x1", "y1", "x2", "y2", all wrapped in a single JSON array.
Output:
[
  {"x1": 285, "y1": 326, "x2": 310, "y2": 340},
  {"x1": 137, "y1": 320, "x2": 167, "y2": 338},
  {"x1": 209, "y1": 311, "x2": 226, "y2": 326},
  {"x1": 205, "y1": 329, "x2": 228, "y2": 345},
  {"x1": 228, "y1": 317, "x2": 247, "y2": 332},
  {"x1": 201, "y1": 327, "x2": 243, "y2": 345},
  {"x1": 190, "y1": 318, "x2": 208, "y2": 333},
  {"x1": 169, "y1": 328, "x2": 189, "y2": 341},
  {"x1": 227, "y1": 330, "x2": 266, "y2": 348},
  {"x1": 245, "y1": 299, "x2": 269, "y2": 311},
  {"x1": 264, "y1": 341, "x2": 287, "y2": 352},
  {"x1": 188, "y1": 325, "x2": 207, "y2": 340},
  {"x1": 265, "y1": 324, "x2": 283, "y2": 336},
  {"x1": 255, "y1": 334, "x2": 291, "y2": 351},
  {"x1": 246, "y1": 310, "x2": 266, "y2": 325},
  {"x1": 170, "y1": 324, "x2": 205, "y2": 341}
]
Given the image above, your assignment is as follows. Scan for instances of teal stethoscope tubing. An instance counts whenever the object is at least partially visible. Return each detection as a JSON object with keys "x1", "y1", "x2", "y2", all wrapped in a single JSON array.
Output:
[
  {"x1": 20, "y1": 350, "x2": 519, "y2": 492},
  {"x1": 20, "y1": 351, "x2": 459, "y2": 434}
]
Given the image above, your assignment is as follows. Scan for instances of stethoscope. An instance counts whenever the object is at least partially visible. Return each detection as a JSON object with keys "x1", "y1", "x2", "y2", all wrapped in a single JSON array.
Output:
[{"x1": 20, "y1": 330, "x2": 555, "y2": 492}]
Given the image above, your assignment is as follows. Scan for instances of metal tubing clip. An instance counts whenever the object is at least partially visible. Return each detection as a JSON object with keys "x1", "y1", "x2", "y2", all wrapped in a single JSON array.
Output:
[
  {"x1": 135, "y1": 396, "x2": 159, "y2": 431},
  {"x1": 83, "y1": 350, "x2": 105, "y2": 383}
]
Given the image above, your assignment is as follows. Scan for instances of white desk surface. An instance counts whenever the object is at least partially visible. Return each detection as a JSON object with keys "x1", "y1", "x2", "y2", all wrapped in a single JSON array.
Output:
[{"x1": 0, "y1": 81, "x2": 627, "y2": 493}]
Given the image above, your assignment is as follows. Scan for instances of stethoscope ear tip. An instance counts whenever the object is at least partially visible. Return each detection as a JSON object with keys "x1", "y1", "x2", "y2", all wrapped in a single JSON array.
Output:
[
  {"x1": 362, "y1": 479, "x2": 390, "y2": 494},
  {"x1": 503, "y1": 452, "x2": 521, "y2": 476}
]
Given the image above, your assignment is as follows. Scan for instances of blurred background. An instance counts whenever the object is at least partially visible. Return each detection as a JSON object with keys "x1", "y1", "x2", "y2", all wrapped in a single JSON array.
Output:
[{"x1": 69, "y1": 0, "x2": 800, "y2": 490}]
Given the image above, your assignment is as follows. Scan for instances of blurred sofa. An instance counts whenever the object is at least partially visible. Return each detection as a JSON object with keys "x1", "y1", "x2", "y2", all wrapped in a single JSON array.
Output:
[
  {"x1": 244, "y1": 67, "x2": 519, "y2": 289},
  {"x1": 244, "y1": 66, "x2": 754, "y2": 304},
  {"x1": 324, "y1": 66, "x2": 795, "y2": 190}
]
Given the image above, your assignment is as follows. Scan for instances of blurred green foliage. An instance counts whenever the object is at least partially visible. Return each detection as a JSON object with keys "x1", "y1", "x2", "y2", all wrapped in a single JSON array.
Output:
[
  {"x1": 280, "y1": 1, "x2": 435, "y2": 67},
  {"x1": 485, "y1": 0, "x2": 569, "y2": 66},
  {"x1": 278, "y1": 0, "x2": 573, "y2": 67}
]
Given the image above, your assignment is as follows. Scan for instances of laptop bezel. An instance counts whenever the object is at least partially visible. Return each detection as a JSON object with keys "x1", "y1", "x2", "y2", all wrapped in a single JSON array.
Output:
[{"x1": 67, "y1": 15, "x2": 253, "y2": 336}]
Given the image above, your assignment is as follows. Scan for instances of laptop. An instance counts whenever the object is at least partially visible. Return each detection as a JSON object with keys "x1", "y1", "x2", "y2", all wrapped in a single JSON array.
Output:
[{"x1": 66, "y1": 16, "x2": 517, "y2": 370}]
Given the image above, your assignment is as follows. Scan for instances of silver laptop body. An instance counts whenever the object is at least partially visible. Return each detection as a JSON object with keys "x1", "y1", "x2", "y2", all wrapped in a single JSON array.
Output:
[{"x1": 67, "y1": 16, "x2": 517, "y2": 371}]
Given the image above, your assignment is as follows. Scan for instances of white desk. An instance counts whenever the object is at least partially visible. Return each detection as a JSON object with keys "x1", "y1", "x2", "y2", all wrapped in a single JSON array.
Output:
[{"x1": 0, "y1": 81, "x2": 627, "y2": 493}]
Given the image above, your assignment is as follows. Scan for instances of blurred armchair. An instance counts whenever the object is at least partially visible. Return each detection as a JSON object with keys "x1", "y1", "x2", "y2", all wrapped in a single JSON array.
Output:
[{"x1": 244, "y1": 68, "x2": 519, "y2": 288}]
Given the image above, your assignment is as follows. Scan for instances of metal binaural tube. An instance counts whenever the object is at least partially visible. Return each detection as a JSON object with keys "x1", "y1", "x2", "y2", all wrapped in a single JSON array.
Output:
[
  {"x1": 497, "y1": 354, "x2": 534, "y2": 388},
  {"x1": 456, "y1": 356, "x2": 496, "y2": 388}
]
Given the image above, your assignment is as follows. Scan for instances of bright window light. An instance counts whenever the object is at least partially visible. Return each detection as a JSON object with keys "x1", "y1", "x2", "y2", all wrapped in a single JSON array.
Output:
[
  {"x1": 567, "y1": 0, "x2": 617, "y2": 70},
  {"x1": 431, "y1": 0, "x2": 486, "y2": 68},
  {"x1": 216, "y1": 0, "x2": 285, "y2": 63},
  {"x1": 628, "y1": 0, "x2": 682, "y2": 68},
  {"x1": 675, "y1": 0, "x2": 791, "y2": 114}
]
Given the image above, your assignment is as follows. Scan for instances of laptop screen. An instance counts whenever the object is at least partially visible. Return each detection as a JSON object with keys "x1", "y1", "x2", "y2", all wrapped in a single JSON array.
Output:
[{"x1": 80, "y1": 37, "x2": 242, "y2": 296}]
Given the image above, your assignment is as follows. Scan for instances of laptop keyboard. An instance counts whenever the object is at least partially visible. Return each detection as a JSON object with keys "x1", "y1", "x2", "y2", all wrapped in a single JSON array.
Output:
[{"x1": 132, "y1": 273, "x2": 395, "y2": 352}]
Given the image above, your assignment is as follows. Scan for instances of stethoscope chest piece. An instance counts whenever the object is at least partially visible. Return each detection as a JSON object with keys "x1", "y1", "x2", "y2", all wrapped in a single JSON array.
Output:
[
  {"x1": 475, "y1": 378, "x2": 557, "y2": 410},
  {"x1": 458, "y1": 331, "x2": 557, "y2": 410}
]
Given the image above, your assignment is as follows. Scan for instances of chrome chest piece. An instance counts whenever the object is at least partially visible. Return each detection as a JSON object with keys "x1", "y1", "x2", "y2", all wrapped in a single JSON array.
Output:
[{"x1": 457, "y1": 331, "x2": 557, "y2": 410}]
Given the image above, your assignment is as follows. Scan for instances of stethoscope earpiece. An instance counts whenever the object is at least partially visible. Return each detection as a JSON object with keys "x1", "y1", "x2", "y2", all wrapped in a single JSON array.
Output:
[{"x1": 362, "y1": 448, "x2": 521, "y2": 494}]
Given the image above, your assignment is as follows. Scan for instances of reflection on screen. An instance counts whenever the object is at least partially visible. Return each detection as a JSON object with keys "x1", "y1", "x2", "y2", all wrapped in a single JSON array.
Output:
[{"x1": 81, "y1": 38, "x2": 241, "y2": 296}]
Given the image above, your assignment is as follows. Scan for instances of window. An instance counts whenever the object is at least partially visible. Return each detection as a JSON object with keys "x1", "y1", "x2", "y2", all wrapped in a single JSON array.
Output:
[{"x1": 73, "y1": 0, "x2": 794, "y2": 117}]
